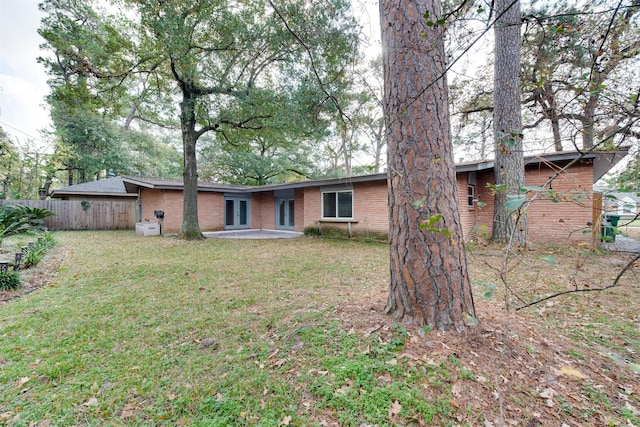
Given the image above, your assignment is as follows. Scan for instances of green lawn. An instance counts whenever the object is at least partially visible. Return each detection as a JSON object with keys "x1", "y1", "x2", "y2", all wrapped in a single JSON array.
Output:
[
  {"x1": 1, "y1": 231, "x2": 638, "y2": 426},
  {"x1": 2, "y1": 232, "x2": 427, "y2": 426}
]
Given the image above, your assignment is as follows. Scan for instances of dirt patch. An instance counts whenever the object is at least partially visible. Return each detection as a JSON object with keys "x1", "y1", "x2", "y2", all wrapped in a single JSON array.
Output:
[
  {"x1": 0, "y1": 246, "x2": 67, "y2": 304},
  {"x1": 335, "y1": 245, "x2": 640, "y2": 426}
]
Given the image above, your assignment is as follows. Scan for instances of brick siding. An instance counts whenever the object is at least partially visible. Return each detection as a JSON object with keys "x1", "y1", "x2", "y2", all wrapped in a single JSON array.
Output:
[
  {"x1": 461, "y1": 161, "x2": 594, "y2": 243},
  {"x1": 140, "y1": 189, "x2": 224, "y2": 234},
  {"x1": 139, "y1": 161, "x2": 596, "y2": 243}
]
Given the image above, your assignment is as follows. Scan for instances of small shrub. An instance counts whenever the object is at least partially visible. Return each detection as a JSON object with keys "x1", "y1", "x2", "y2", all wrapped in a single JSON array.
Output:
[
  {"x1": 0, "y1": 271, "x2": 21, "y2": 291},
  {"x1": 39, "y1": 232, "x2": 56, "y2": 250},
  {"x1": 21, "y1": 232, "x2": 56, "y2": 268},
  {"x1": 303, "y1": 226, "x2": 320, "y2": 236},
  {"x1": 23, "y1": 246, "x2": 46, "y2": 268}
]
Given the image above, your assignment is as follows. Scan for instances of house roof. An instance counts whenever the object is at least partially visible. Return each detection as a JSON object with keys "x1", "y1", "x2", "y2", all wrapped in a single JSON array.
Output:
[
  {"x1": 50, "y1": 176, "x2": 138, "y2": 198},
  {"x1": 120, "y1": 176, "x2": 248, "y2": 194},
  {"x1": 456, "y1": 149, "x2": 629, "y2": 183},
  {"x1": 49, "y1": 149, "x2": 629, "y2": 198},
  {"x1": 603, "y1": 192, "x2": 640, "y2": 204}
]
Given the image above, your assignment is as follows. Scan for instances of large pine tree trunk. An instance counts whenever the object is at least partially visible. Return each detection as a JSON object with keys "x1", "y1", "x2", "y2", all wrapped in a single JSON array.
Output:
[
  {"x1": 381, "y1": 0, "x2": 476, "y2": 332},
  {"x1": 179, "y1": 91, "x2": 204, "y2": 240},
  {"x1": 492, "y1": 0, "x2": 527, "y2": 245}
]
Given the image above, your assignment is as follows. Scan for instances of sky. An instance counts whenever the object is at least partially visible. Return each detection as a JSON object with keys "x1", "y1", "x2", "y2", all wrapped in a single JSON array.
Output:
[{"x1": 0, "y1": 0, "x2": 51, "y2": 150}]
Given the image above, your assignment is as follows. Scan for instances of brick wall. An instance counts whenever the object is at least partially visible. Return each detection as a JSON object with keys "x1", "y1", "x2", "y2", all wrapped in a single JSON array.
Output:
[
  {"x1": 138, "y1": 161, "x2": 596, "y2": 242},
  {"x1": 461, "y1": 162, "x2": 595, "y2": 243},
  {"x1": 140, "y1": 189, "x2": 224, "y2": 234},
  {"x1": 251, "y1": 192, "x2": 275, "y2": 230},
  {"x1": 294, "y1": 188, "x2": 305, "y2": 232},
  {"x1": 303, "y1": 180, "x2": 389, "y2": 237}
]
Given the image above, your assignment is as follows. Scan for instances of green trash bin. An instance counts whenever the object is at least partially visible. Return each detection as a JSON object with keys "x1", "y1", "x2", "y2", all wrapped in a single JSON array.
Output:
[
  {"x1": 607, "y1": 214, "x2": 621, "y2": 227},
  {"x1": 602, "y1": 214, "x2": 621, "y2": 242}
]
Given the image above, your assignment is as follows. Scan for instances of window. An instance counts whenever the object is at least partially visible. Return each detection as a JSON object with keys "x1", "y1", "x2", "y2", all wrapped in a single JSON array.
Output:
[
  {"x1": 322, "y1": 190, "x2": 353, "y2": 219},
  {"x1": 467, "y1": 185, "x2": 475, "y2": 208}
]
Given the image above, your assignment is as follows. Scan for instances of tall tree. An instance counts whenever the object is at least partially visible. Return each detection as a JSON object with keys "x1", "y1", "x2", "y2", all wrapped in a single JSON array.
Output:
[
  {"x1": 520, "y1": 0, "x2": 640, "y2": 151},
  {"x1": 492, "y1": 0, "x2": 527, "y2": 245},
  {"x1": 381, "y1": 0, "x2": 476, "y2": 331},
  {"x1": 40, "y1": 0, "x2": 359, "y2": 239}
]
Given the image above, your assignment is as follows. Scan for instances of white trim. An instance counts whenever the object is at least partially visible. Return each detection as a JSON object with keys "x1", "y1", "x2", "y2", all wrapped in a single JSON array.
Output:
[{"x1": 321, "y1": 189, "x2": 354, "y2": 220}]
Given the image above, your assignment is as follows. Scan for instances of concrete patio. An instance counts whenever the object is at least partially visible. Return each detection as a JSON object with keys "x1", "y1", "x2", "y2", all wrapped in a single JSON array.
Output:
[{"x1": 203, "y1": 229, "x2": 304, "y2": 239}]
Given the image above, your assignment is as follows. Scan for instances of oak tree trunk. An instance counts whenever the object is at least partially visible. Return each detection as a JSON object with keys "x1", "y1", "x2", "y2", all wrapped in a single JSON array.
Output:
[
  {"x1": 492, "y1": 0, "x2": 527, "y2": 245},
  {"x1": 179, "y1": 91, "x2": 204, "y2": 240},
  {"x1": 380, "y1": 0, "x2": 476, "y2": 331}
]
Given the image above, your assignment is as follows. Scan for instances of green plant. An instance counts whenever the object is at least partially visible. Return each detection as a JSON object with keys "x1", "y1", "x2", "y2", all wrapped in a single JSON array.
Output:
[
  {"x1": 21, "y1": 232, "x2": 56, "y2": 268},
  {"x1": 567, "y1": 349, "x2": 585, "y2": 361},
  {"x1": 0, "y1": 205, "x2": 56, "y2": 240},
  {"x1": 0, "y1": 270, "x2": 21, "y2": 290},
  {"x1": 303, "y1": 226, "x2": 320, "y2": 236},
  {"x1": 23, "y1": 246, "x2": 46, "y2": 268},
  {"x1": 80, "y1": 200, "x2": 91, "y2": 211}
]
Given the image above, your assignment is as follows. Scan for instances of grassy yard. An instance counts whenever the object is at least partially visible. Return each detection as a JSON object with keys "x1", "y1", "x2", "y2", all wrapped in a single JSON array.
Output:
[{"x1": 1, "y1": 231, "x2": 639, "y2": 426}]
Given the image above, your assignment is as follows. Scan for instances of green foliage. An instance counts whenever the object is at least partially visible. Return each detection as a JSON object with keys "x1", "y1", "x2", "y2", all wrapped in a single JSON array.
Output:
[
  {"x1": 0, "y1": 205, "x2": 56, "y2": 239},
  {"x1": 486, "y1": 182, "x2": 507, "y2": 194},
  {"x1": 0, "y1": 127, "x2": 48, "y2": 200},
  {"x1": 303, "y1": 226, "x2": 321, "y2": 236},
  {"x1": 505, "y1": 194, "x2": 527, "y2": 212},
  {"x1": 418, "y1": 213, "x2": 452, "y2": 237},
  {"x1": 21, "y1": 232, "x2": 56, "y2": 269},
  {"x1": 0, "y1": 271, "x2": 21, "y2": 291},
  {"x1": 472, "y1": 280, "x2": 498, "y2": 298}
]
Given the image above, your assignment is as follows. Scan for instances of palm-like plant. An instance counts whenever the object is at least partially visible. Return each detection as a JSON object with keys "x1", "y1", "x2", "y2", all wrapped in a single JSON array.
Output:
[{"x1": 0, "y1": 205, "x2": 56, "y2": 241}]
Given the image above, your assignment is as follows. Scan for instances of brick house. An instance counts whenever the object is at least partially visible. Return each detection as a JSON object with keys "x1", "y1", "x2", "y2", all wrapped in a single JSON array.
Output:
[{"x1": 53, "y1": 150, "x2": 627, "y2": 243}]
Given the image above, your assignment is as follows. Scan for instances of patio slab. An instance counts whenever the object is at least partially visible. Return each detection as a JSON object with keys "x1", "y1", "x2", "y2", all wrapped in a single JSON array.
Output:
[
  {"x1": 203, "y1": 229, "x2": 303, "y2": 239},
  {"x1": 603, "y1": 235, "x2": 640, "y2": 254}
]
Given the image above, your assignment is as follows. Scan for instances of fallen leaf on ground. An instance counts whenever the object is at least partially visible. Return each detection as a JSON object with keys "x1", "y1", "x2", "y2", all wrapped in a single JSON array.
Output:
[
  {"x1": 333, "y1": 384, "x2": 350, "y2": 396},
  {"x1": 83, "y1": 397, "x2": 98, "y2": 407},
  {"x1": 560, "y1": 366, "x2": 587, "y2": 379},
  {"x1": 388, "y1": 400, "x2": 402, "y2": 417},
  {"x1": 538, "y1": 388, "x2": 556, "y2": 407},
  {"x1": 120, "y1": 402, "x2": 136, "y2": 420},
  {"x1": 625, "y1": 402, "x2": 640, "y2": 416},
  {"x1": 279, "y1": 415, "x2": 292, "y2": 426}
]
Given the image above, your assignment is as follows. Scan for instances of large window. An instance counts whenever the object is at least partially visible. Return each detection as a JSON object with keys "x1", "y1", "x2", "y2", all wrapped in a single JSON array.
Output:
[{"x1": 322, "y1": 190, "x2": 353, "y2": 219}]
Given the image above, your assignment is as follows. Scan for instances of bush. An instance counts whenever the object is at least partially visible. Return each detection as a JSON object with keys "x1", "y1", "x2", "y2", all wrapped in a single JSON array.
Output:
[
  {"x1": 0, "y1": 205, "x2": 56, "y2": 240},
  {"x1": 21, "y1": 232, "x2": 56, "y2": 268},
  {"x1": 23, "y1": 246, "x2": 46, "y2": 268},
  {"x1": 304, "y1": 226, "x2": 321, "y2": 236},
  {"x1": 0, "y1": 271, "x2": 21, "y2": 291}
]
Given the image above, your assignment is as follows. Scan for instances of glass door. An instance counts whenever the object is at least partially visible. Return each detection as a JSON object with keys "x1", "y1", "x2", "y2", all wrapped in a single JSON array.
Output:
[
  {"x1": 276, "y1": 198, "x2": 295, "y2": 230},
  {"x1": 224, "y1": 196, "x2": 250, "y2": 229}
]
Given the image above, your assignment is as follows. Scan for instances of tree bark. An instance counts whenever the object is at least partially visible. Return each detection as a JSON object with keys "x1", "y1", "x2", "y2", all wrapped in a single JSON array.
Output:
[
  {"x1": 381, "y1": 0, "x2": 476, "y2": 331},
  {"x1": 179, "y1": 90, "x2": 204, "y2": 240},
  {"x1": 492, "y1": 0, "x2": 527, "y2": 245}
]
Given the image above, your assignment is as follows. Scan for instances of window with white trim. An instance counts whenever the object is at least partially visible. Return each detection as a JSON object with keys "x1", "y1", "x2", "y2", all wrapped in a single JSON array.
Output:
[
  {"x1": 467, "y1": 184, "x2": 475, "y2": 208},
  {"x1": 322, "y1": 190, "x2": 353, "y2": 219}
]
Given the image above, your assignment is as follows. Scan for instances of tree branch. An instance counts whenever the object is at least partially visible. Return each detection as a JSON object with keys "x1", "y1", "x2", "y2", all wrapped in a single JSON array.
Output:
[{"x1": 515, "y1": 252, "x2": 640, "y2": 311}]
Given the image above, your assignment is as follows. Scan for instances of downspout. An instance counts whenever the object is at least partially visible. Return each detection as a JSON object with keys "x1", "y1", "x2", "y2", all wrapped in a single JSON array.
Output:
[{"x1": 137, "y1": 188, "x2": 142, "y2": 223}]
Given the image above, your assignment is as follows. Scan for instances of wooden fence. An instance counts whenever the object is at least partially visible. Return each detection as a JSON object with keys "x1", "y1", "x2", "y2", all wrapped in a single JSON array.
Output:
[{"x1": 0, "y1": 200, "x2": 137, "y2": 231}]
